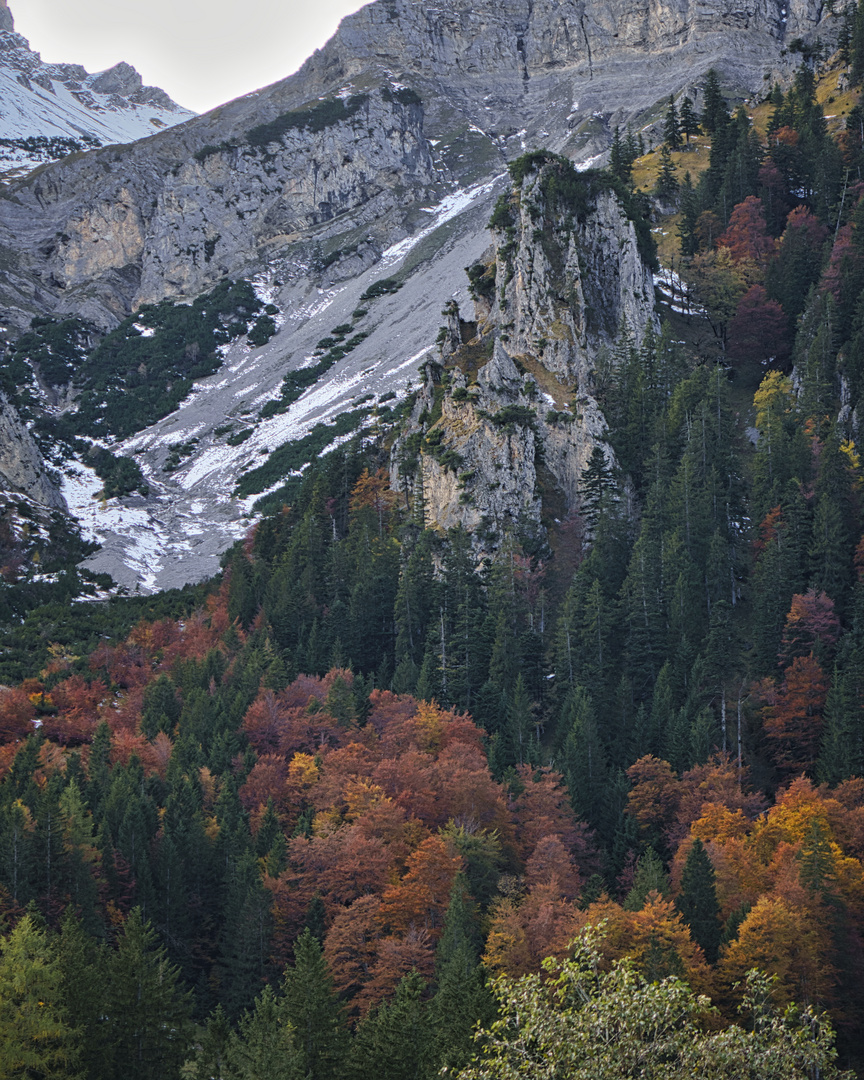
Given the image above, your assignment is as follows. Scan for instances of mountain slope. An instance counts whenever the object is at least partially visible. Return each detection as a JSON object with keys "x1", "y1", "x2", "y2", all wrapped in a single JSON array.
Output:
[{"x1": 0, "y1": 2, "x2": 194, "y2": 182}]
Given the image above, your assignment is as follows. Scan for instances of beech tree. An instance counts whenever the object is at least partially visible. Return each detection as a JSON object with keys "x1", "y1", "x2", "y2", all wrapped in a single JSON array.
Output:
[{"x1": 457, "y1": 927, "x2": 849, "y2": 1080}]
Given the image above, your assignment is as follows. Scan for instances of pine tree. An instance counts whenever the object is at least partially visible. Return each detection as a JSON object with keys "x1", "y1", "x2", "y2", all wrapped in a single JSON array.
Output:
[{"x1": 675, "y1": 838, "x2": 721, "y2": 964}]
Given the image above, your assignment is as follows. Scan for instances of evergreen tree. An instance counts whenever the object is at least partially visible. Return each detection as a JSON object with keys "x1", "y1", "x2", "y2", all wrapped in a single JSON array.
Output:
[
  {"x1": 105, "y1": 907, "x2": 193, "y2": 1080},
  {"x1": 654, "y1": 144, "x2": 679, "y2": 201},
  {"x1": 57, "y1": 909, "x2": 109, "y2": 1080},
  {"x1": 679, "y1": 96, "x2": 701, "y2": 144},
  {"x1": 663, "y1": 95, "x2": 682, "y2": 150},
  {"x1": 623, "y1": 847, "x2": 670, "y2": 911},
  {"x1": 561, "y1": 685, "x2": 610, "y2": 836},
  {"x1": 678, "y1": 172, "x2": 700, "y2": 255},
  {"x1": 505, "y1": 673, "x2": 536, "y2": 767},
  {"x1": 609, "y1": 125, "x2": 632, "y2": 184},
  {"x1": 579, "y1": 446, "x2": 617, "y2": 529},
  {"x1": 349, "y1": 971, "x2": 430, "y2": 1080},
  {"x1": 701, "y1": 69, "x2": 728, "y2": 133},
  {"x1": 675, "y1": 838, "x2": 721, "y2": 964},
  {"x1": 227, "y1": 987, "x2": 303, "y2": 1080},
  {"x1": 282, "y1": 928, "x2": 348, "y2": 1080},
  {"x1": 181, "y1": 1005, "x2": 232, "y2": 1080}
]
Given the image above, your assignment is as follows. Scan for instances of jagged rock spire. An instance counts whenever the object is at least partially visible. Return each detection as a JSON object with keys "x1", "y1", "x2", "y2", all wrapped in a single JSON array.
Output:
[{"x1": 0, "y1": 1, "x2": 15, "y2": 32}]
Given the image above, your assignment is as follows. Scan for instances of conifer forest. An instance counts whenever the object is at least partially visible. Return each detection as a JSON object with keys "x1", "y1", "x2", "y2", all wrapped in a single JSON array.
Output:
[{"x1": 9, "y1": 26, "x2": 864, "y2": 1080}]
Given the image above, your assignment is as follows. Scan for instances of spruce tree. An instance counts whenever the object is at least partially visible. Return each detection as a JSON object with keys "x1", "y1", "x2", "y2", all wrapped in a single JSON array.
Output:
[
  {"x1": 430, "y1": 888, "x2": 492, "y2": 1077},
  {"x1": 675, "y1": 838, "x2": 721, "y2": 964},
  {"x1": 701, "y1": 69, "x2": 728, "y2": 133},
  {"x1": 227, "y1": 987, "x2": 303, "y2": 1080},
  {"x1": 679, "y1": 96, "x2": 701, "y2": 143},
  {"x1": 623, "y1": 847, "x2": 670, "y2": 911},
  {"x1": 105, "y1": 907, "x2": 193, "y2": 1080},
  {"x1": 609, "y1": 125, "x2": 632, "y2": 184},
  {"x1": 349, "y1": 971, "x2": 430, "y2": 1080},
  {"x1": 281, "y1": 928, "x2": 348, "y2": 1080},
  {"x1": 663, "y1": 95, "x2": 682, "y2": 149},
  {"x1": 654, "y1": 144, "x2": 679, "y2": 200}
]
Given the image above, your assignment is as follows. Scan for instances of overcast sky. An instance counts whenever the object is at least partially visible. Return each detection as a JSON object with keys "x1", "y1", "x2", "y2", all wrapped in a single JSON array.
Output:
[{"x1": 11, "y1": 0, "x2": 369, "y2": 114}]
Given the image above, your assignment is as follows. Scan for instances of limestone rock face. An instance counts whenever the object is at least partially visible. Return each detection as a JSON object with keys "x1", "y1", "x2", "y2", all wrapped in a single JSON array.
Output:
[
  {"x1": 393, "y1": 160, "x2": 652, "y2": 550},
  {"x1": 0, "y1": 2, "x2": 14, "y2": 33},
  {"x1": 491, "y1": 170, "x2": 655, "y2": 385},
  {"x1": 0, "y1": 393, "x2": 65, "y2": 509}
]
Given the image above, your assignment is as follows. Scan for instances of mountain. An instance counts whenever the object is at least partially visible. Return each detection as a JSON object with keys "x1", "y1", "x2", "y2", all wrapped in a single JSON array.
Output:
[
  {"x1": 0, "y1": 0, "x2": 837, "y2": 593},
  {"x1": 0, "y1": 1, "x2": 194, "y2": 182}
]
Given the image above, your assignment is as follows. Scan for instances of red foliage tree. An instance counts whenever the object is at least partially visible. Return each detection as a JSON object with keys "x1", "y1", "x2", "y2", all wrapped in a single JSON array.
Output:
[
  {"x1": 0, "y1": 686, "x2": 36, "y2": 742},
  {"x1": 717, "y1": 196, "x2": 776, "y2": 264},
  {"x1": 727, "y1": 285, "x2": 791, "y2": 367},
  {"x1": 761, "y1": 654, "x2": 829, "y2": 773},
  {"x1": 779, "y1": 589, "x2": 840, "y2": 667},
  {"x1": 377, "y1": 834, "x2": 462, "y2": 937}
]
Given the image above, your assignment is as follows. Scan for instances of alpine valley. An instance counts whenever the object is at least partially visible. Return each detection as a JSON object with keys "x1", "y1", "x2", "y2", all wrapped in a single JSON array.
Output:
[{"x1": 4, "y1": 0, "x2": 864, "y2": 1076}]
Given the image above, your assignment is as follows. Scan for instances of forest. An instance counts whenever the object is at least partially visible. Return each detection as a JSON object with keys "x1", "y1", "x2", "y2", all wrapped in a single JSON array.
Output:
[{"x1": 5, "y1": 33, "x2": 864, "y2": 1080}]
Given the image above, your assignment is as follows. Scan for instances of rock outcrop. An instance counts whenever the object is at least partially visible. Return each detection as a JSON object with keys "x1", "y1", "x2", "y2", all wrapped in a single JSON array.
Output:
[
  {"x1": 393, "y1": 156, "x2": 654, "y2": 550},
  {"x1": 0, "y1": 392, "x2": 65, "y2": 508}
]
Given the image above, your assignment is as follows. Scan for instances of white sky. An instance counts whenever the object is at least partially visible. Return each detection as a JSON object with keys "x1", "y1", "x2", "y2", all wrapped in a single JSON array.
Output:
[{"x1": 10, "y1": 0, "x2": 370, "y2": 114}]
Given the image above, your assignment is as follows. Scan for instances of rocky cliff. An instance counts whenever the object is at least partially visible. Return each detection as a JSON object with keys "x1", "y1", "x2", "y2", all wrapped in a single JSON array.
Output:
[
  {"x1": 392, "y1": 155, "x2": 655, "y2": 550},
  {"x1": 0, "y1": 391, "x2": 64, "y2": 508},
  {"x1": 0, "y1": 0, "x2": 834, "y2": 330}
]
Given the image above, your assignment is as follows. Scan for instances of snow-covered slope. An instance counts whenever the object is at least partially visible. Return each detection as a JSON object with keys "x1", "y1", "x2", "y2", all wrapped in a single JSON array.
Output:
[{"x1": 0, "y1": 5, "x2": 194, "y2": 180}]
